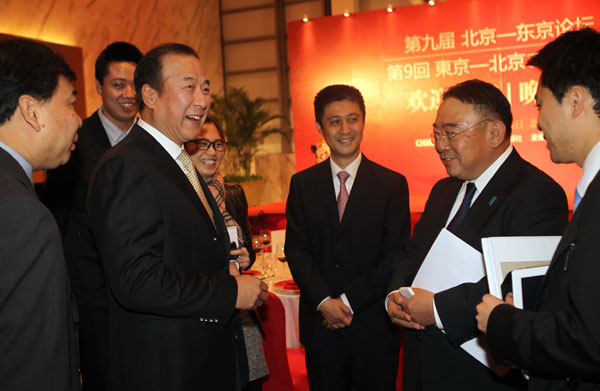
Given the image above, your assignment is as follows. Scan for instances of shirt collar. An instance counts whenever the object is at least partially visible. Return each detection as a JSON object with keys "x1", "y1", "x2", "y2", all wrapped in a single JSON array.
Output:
[
  {"x1": 0, "y1": 140, "x2": 33, "y2": 184},
  {"x1": 137, "y1": 118, "x2": 184, "y2": 161},
  {"x1": 577, "y1": 140, "x2": 600, "y2": 198},
  {"x1": 470, "y1": 144, "x2": 513, "y2": 194},
  {"x1": 98, "y1": 106, "x2": 136, "y2": 146},
  {"x1": 329, "y1": 153, "x2": 362, "y2": 180}
]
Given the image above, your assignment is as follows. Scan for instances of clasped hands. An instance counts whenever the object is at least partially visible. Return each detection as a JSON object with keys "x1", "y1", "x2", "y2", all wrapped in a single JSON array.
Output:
[
  {"x1": 319, "y1": 298, "x2": 353, "y2": 330},
  {"x1": 387, "y1": 288, "x2": 436, "y2": 330}
]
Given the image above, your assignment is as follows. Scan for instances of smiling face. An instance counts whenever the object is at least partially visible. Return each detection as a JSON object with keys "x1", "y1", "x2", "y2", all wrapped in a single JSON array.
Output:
[
  {"x1": 535, "y1": 83, "x2": 578, "y2": 165},
  {"x1": 433, "y1": 97, "x2": 501, "y2": 181},
  {"x1": 143, "y1": 53, "x2": 210, "y2": 145},
  {"x1": 188, "y1": 121, "x2": 225, "y2": 181},
  {"x1": 96, "y1": 61, "x2": 137, "y2": 131},
  {"x1": 36, "y1": 75, "x2": 82, "y2": 169},
  {"x1": 317, "y1": 99, "x2": 364, "y2": 168}
]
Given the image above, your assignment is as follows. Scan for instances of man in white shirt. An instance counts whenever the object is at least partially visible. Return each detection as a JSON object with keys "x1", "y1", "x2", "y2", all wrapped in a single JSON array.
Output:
[
  {"x1": 476, "y1": 27, "x2": 600, "y2": 390},
  {"x1": 88, "y1": 42, "x2": 268, "y2": 390},
  {"x1": 285, "y1": 84, "x2": 411, "y2": 390},
  {"x1": 387, "y1": 79, "x2": 568, "y2": 390}
]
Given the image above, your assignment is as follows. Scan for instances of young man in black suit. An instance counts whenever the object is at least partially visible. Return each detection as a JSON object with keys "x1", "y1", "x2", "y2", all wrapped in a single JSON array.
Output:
[
  {"x1": 88, "y1": 43, "x2": 268, "y2": 390},
  {"x1": 477, "y1": 27, "x2": 600, "y2": 390},
  {"x1": 0, "y1": 38, "x2": 82, "y2": 390},
  {"x1": 285, "y1": 84, "x2": 411, "y2": 390},
  {"x1": 386, "y1": 79, "x2": 569, "y2": 390},
  {"x1": 40, "y1": 41, "x2": 142, "y2": 391}
]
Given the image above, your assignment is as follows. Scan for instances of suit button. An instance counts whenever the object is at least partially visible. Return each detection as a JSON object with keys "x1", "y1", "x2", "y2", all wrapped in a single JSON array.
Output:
[
  {"x1": 335, "y1": 264, "x2": 340, "y2": 268},
  {"x1": 213, "y1": 237, "x2": 217, "y2": 241}
]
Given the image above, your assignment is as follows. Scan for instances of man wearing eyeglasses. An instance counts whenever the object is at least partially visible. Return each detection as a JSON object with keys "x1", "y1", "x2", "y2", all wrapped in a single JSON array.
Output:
[{"x1": 386, "y1": 79, "x2": 568, "y2": 390}]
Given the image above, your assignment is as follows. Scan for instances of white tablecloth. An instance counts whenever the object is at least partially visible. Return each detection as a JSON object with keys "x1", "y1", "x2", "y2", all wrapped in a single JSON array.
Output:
[{"x1": 253, "y1": 253, "x2": 301, "y2": 348}]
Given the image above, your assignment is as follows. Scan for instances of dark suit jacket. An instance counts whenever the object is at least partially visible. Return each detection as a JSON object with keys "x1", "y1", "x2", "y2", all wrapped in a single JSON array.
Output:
[
  {"x1": 389, "y1": 148, "x2": 569, "y2": 391},
  {"x1": 42, "y1": 110, "x2": 113, "y2": 307},
  {"x1": 487, "y1": 170, "x2": 600, "y2": 391},
  {"x1": 88, "y1": 124, "x2": 242, "y2": 390},
  {"x1": 285, "y1": 156, "x2": 411, "y2": 356},
  {"x1": 0, "y1": 148, "x2": 79, "y2": 390}
]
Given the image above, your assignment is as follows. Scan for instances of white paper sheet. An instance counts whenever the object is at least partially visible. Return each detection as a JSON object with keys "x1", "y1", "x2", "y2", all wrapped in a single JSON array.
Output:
[{"x1": 412, "y1": 228, "x2": 503, "y2": 371}]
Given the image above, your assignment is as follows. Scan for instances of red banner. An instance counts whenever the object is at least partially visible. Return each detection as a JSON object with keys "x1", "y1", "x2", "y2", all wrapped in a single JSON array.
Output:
[{"x1": 288, "y1": 0, "x2": 598, "y2": 211}]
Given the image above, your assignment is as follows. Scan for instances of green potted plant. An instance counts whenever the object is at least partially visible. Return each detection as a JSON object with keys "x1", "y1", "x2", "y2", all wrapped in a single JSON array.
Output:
[{"x1": 210, "y1": 87, "x2": 290, "y2": 182}]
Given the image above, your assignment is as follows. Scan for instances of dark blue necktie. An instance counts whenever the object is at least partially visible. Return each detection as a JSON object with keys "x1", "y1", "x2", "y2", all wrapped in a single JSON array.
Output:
[{"x1": 447, "y1": 182, "x2": 476, "y2": 233}]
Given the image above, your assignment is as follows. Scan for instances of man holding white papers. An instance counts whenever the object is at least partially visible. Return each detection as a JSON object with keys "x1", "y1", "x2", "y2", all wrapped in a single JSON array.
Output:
[
  {"x1": 387, "y1": 79, "x2": 568, "y2": 390},
  {"x1": 477, "y1": 28, "x2": 600, "y2": 390}
]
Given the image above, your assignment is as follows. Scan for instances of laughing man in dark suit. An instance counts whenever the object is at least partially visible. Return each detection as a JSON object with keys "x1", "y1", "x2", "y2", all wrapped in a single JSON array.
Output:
[
  {"x1": 88, "y1": 43, "x2": 268, "y2": 390},
  {"x1": 285, "y1": 84, "x2": 411, "y2": 390},
  {"x1": 386, "y1": 79, "x2": 568, "y2": 391}
]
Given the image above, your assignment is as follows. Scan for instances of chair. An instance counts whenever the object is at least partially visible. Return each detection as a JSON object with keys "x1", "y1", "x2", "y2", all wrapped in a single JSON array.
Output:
[{"x1": 257, "y1": 291, "x2": 309, "y2": 391}]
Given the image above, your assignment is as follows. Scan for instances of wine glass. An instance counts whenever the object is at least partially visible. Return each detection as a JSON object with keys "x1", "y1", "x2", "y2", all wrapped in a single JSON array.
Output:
[
  {"x1": 251, "y1": 235, "x2": 265, "y2": 277},
  {"x1": 275, "y1": 244, "x2": 286, "y2": 279},
  {"x1": 259, "y1": 229, "x2": 271, "y2": 252}
]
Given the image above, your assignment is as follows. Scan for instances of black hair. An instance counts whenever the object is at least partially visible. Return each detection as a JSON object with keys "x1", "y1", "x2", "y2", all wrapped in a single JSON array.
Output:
[
  {"x1": 134, "y1": 43, "x2": 199, "y2": 112},
  {"x1": 94, "y1": 41, "x2": 143, "y2": 85},
  {"x1": 443, "y1": 79, "x2": 513, "y2": 139},
  {"x1": 314, "y1": 84, "x2": 366, "y2": 127},
  {"x1": 528, "y1": 27, "x2": 600, "y2": 117},
  {"x1": 0, "y1": 38, "x2": 76, "y2": 126},
  {"x1": 204, "y1": 116, "x2": 225, "y2": 140}
]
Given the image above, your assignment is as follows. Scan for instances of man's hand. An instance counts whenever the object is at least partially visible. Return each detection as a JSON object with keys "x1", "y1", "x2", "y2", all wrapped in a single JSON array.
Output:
[
  {"x1": 401, "y1": 288, "x2": 435, "y2": 327},
  {"x1": 476, "y1": 293, "x2": 513, "y2": 333},
  {"x1": 230, "y1": 247, "x2": 251, "y2": 270},
  {"x1": 387, "y1": 291, "x2": 425, "y2": 330},
  {"x1": 234, "y1": 275, "x2": 268, "y2": 310},
  {"x1": 319, "y1": 298, "x2": 352, "y2": 330}
]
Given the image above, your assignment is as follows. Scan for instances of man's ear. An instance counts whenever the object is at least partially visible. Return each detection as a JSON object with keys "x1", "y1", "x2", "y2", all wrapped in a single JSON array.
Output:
[
  {"x1": 316, "y1": 121, "x2": 323, "y2": 135},
  {"x1": 142, "y1": 84, "x2": 157, "y2": 110},
  {"x1": 488, "y1": 120, "x2": 507, "y2": 149},
  {"x1": 95, "y1": 80, "x2": 103, "y2": 96},
  {"x1": 18, "y1": 95, "x2": 42, "y2": 132},
  {"x1": 566, "y1": 85, "x2": 586, "y2": 118}
]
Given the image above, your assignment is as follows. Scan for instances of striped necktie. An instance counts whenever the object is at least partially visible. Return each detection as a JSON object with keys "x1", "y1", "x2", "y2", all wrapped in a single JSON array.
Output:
[{"x1": 177, "y1": 150, "x2": 215, "y2": 227}]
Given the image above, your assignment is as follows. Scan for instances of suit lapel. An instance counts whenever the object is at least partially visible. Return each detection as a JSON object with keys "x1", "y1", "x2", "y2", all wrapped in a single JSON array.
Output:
[
  {"x1": 0, "y1": 147, "x2": 35, "y2": 193},
  {"x1": 453, "y1": 149, "x2": 521, "y2": 242},
  {"x1": 88, "y1": 111, "x2": 112, "y2": 155},
  {"x1": 131, "y1": 126, "x2": 218, "y2": 235},
  {"x1": 314, "y1": 159, "x2": 340, "y2": 230}
]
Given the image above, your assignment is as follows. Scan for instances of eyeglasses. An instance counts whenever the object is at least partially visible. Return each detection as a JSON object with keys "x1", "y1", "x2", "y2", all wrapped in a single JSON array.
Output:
[
  {"x1": 186, "y1": 138, "x2": 228, "y2": 152},
  {"x1": 431, "y1": 119, "x2": 491, "y2": 144}
]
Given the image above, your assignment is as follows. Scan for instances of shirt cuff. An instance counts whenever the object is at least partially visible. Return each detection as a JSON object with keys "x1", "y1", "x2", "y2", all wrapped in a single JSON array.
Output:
[
  {"x1": 385, "y1": 289, "x2": 400, "y2": 311},
  {"x1": 340, "y1": 293, "x2": 354, "y2": 314},
  {"x1": 317, "y1": 296, "x2": 331, "y2": 311},
  {"x1": 433, "y1": 295, "x2": 444, "y2": 330},
  {"x1": 229, "y1": 259, "x2": 240, "y2": 270}
]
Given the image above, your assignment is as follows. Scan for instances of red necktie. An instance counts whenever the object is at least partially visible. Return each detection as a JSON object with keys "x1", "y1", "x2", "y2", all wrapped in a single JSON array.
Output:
[{"x1": 337, "y1": 171, "x2": 350, "y2": 222}]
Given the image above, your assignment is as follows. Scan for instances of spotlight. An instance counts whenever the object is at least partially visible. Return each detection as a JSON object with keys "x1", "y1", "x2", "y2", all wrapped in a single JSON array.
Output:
[
  {"x1": 344, "y1": 9, "x2": 350, "y2": 17},
  {"x1": 428, "y1": 0, "x2": 436, "y2": 5},
  {"x1": 387, "y1": 4, "x2": 393, "y2": 12},
  {"x1": 302, "y1": 14, "x2": 309, "y2": 22}
]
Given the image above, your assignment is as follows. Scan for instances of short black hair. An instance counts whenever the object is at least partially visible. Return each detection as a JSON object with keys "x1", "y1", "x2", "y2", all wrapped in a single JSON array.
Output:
[
  {"x1": 443, "y1": 79, "x2": 513, "y2": 139},
  {"x1": 0, "y1": 38, "x2": 76, "y2": 126},
  {"x1": 94, "y1": 41, "x2": 142, "y2": 85},
  {"x1": 134, "y1": 43, "x2": 199, "y2": 112},
  {"x1": 314, "y1": 84, "x2": 366, "y2": 127},
  {"x1": 528, "y1": 27, "x2": 600, "y2": 117},
  {"x1": 204, "y1": 116, "x2": 225, "y2": 140}
]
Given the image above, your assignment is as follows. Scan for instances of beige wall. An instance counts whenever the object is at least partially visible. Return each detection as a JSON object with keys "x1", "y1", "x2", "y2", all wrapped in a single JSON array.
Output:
[{"x1": 0, "y1": 0, "x2": 224, "y2": 117}]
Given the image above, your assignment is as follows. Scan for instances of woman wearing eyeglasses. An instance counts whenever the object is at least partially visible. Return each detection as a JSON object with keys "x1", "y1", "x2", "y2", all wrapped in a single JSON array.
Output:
[{"x1": 184, "y1": 116, "x2": 268, "y2": 391}]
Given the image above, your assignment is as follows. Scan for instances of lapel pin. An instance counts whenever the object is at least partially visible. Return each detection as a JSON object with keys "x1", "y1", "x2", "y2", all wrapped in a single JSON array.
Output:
[{"x1": 488, "y1": 196, "x2": 497, "y2": 206}]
